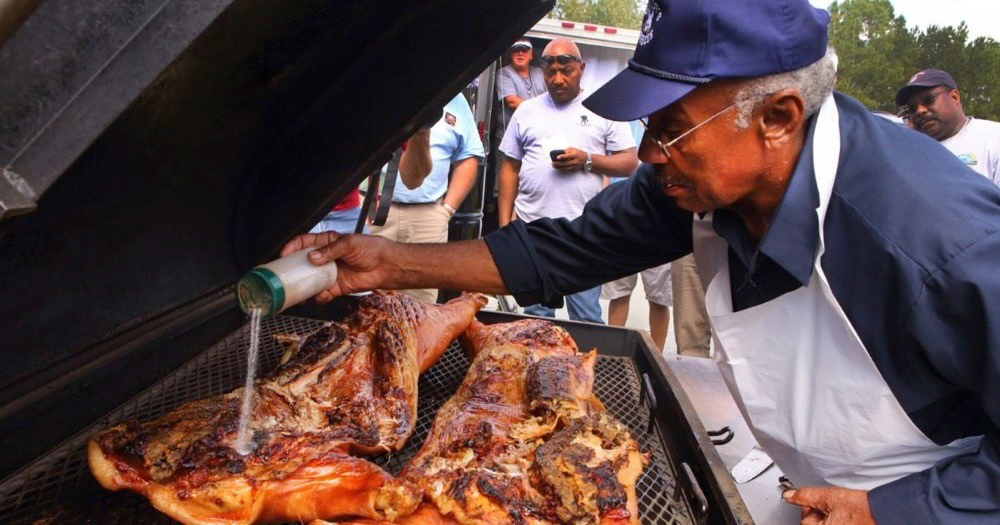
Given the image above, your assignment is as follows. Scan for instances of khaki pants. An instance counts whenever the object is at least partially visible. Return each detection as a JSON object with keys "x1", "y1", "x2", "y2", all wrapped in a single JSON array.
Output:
[
  {"x1": 370, "y1": 201, "x2": 451, "y2": 303},
  {"x1": 671, "y1": 254, "x2": 711, "y2": 357}
]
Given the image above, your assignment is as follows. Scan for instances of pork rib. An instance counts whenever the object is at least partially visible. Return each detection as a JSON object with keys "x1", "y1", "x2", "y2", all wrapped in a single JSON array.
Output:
[
  {"x1": 88, "y1": 291, "x2": 486, "y2": 524},
  {"x1": 385, "y1": 319, "x2": 647, "y2": 525}
]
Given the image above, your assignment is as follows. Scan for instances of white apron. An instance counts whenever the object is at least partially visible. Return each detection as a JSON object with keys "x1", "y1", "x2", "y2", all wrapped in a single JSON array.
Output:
[{"x1": 693, "y1": 95, "x2": 981, "y2": 489}]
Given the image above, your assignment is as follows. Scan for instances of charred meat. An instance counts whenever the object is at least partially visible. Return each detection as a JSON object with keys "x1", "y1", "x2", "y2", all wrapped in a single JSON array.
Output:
[
  {"x1": 88, "y1": 291, "x2": 486, "y2": 525},
  {"x1": 392, "y1": 319, "x2": 647, "y2": 525}
]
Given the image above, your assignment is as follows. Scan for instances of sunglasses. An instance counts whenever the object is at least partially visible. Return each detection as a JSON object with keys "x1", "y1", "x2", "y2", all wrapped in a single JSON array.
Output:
[
  {"x1": 539, "y1": 54, "x2": 582, "y2": 67},
  {"x1": 900, "y1": 88, "x2": 950, "y2": 119}
]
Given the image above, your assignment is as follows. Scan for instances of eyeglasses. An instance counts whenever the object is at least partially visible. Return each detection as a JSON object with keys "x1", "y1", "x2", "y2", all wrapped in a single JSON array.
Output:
[
  {"x1": 900, "y1": 88, "x2": 950, "y2": 119},
  {"x1": 539, "y1": 54, "x2": 581, "y2": 67},
  {"x1": 639, "y1": 103, "x2": 737, "y2": 159}
]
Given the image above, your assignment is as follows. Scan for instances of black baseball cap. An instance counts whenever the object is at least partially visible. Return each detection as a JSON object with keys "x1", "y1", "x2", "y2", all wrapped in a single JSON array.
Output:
[
  {"x1": 894, "y1": 69, "x2": 957, "y2": 106},
  {"x1": 583, "y1": 0, "x2": 830, "y2": 121}
]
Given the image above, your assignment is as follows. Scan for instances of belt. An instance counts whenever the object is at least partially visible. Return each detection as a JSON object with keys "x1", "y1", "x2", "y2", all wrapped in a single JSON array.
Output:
[{"x1": 391, "y1": 200, "x2": 440, "y2": 206}]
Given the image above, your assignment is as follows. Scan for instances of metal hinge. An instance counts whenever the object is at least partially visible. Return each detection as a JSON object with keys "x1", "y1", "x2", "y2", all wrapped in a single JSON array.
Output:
[{"x1": 0, "y1": 166, "x2": 37, "y2": 221}]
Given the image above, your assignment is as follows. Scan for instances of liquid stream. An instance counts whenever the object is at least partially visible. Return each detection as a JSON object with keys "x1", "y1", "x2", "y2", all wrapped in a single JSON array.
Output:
[{"x1": 233, "y1": 308, "x2": 262, "y2": 455}]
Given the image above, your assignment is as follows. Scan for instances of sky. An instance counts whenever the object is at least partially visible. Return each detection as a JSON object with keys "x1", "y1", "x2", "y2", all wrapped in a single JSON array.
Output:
[{"x1": 809, "y1": 0, "x2": 1000, "y2": 41}]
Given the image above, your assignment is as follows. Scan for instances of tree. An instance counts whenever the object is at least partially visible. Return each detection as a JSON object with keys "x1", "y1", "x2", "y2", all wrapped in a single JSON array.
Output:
[
  {"x1": 825, "y1": 0, "x2": 1000, "y2": 120},
  {"x1": 916, "y1": 26, "x2": 1000, "y2": 120},
  {"x1": 957, "y1": 37, "x2": 1000, "y2": 119},
  {"x1": 826, "y1": 0, "x2": 918, "y2": 112},
  {"x1": 551, "y1": 0, "x2": 644, "y2": 30}
]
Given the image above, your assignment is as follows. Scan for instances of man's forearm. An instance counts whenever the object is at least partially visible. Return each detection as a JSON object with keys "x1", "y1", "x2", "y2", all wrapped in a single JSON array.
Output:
[
  {"x1": 593, "y1": 148, "x2": 639, "y2": 178},
  {"x1": 398, "y1": 130, "x2": 432, "y2": 189},
  {"x1": 443, "y1": 157, "x2": 480, "y2": 209},
  {"x1": 504, "y1": 95, "x2": 524, "y2": 110},
  {"x1": 497, "y1": 157, "x2": 520, "y2": 226},
  {"x1": 389, "y1": 239, "x2": 507, "y2": 293}
]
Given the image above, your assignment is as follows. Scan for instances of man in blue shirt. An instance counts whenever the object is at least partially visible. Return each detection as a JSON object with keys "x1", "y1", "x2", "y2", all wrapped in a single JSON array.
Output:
[
  {"x1": 283, "y1": 1, "x2": 999, "y2": 522},
  {"x1": 369, "y1": 93, "x2": 484, "y2": 303}
]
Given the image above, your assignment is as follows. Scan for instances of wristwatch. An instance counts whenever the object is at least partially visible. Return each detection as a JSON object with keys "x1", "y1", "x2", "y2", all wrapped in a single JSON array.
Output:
[{"x1": 583, "y1": 152, "x2": 593, "y2": 172}]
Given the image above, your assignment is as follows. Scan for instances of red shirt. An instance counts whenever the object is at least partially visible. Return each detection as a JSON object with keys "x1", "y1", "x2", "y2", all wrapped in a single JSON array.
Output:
[{"x1": 331, "y1": 187, "x2": 360, "y2": 211}]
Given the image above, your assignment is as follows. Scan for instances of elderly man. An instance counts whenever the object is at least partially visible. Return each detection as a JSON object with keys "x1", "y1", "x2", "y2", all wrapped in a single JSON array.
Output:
[
  {"x1": 896, "y1": 69, "x2": 1000, "y2": 186},
  {"x1": 496, "y1": 39, "x2": 547, "y2": 120},
  {"x1": 498, "y1": 38, "x2": 638, "y2": 322},
  {"x1": 283, "y1": 1, "x2": 1000, "y2": 522}
]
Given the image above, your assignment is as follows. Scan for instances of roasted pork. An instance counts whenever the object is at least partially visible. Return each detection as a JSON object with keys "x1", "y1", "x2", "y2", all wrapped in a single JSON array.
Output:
[
  {"x1": 381, "y1": 319, "x2": 648, "y2": 525},
  {"x1": 88, "y1": 291, "x2": 486, "y2": 525}
]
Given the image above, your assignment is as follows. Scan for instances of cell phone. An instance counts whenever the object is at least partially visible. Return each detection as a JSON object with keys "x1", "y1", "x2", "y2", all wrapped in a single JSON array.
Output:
[{"x1": 549, "y1": 149, "x2": 565, "y2": 161}]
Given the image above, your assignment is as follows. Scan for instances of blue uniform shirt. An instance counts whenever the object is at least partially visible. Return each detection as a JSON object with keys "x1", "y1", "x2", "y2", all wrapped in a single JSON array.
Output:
[
  {"x1": 484, "y1": 92, "x2": 1000, "y2": 524},
  {"x1": 392, "y1": 93, "x2": 484, "y2": 204}
]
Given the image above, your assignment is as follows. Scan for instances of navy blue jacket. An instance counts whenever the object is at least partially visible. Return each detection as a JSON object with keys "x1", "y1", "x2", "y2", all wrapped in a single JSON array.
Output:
[{"x1": 484, "y1": 93, "x2": 1000, "y2": 524}]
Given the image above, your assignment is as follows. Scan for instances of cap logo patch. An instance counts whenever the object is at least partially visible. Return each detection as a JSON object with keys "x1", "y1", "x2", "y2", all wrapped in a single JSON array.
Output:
[{"x1": 638, "y1": 0, "x2": 662, "y2": 47}]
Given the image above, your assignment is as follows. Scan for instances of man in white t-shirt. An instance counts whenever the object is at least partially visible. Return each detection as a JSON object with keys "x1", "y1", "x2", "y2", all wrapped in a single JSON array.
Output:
[
  {"x1": 897, "y1": 69, "x2": 1000, "y2": 186},
  {"x1": 497, "y1": 38, "x2": 638, "y2": 323}
]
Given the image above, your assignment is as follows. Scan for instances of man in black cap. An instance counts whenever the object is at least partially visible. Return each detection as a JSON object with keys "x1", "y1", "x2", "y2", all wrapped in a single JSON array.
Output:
[
  {"x1": 284, "y1": 1, "x2": 1000, "y2": 522},
  {"x1": 897, "y1": 68, "x2": 1000, "y2": 185}
]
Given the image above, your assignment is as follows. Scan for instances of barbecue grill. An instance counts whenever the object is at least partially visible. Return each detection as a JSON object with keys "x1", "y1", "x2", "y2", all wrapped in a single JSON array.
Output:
[{"x1": 0, "y1": 1, "x2": 752, "y2": 523}]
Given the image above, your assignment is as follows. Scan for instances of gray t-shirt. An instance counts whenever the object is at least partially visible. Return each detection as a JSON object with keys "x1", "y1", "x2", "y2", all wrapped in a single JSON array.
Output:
[
  {"x1": 499, "y1": 93, "x2": 636, "y2": 223},
  {"x1": 496, "y1": 65, "x2": 547, "y2": 128}
]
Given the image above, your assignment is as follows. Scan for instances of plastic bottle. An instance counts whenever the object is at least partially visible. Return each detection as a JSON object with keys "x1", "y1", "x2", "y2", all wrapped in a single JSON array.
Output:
[{"x1": 237, "y1": 249, "x2": 338, "y2": 315}]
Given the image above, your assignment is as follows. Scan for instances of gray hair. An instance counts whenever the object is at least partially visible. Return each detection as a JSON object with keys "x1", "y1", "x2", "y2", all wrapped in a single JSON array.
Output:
[{"x1": 732, "y1": 47, "x2": 838, "y2": 129}]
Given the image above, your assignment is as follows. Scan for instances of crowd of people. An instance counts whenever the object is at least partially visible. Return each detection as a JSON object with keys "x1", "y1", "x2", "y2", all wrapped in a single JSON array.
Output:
[{"x1": 292, "y1": 0, "x2": 999, "y2": 521}]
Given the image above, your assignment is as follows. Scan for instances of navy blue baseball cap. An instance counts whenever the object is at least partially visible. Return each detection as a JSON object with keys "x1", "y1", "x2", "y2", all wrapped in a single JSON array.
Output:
[
  {"x1": 583, "y1": 0, "x2": 831, "y2": 121},
  {"x1": 894, "y1": 69, "x2": 957, "y2": 106}
]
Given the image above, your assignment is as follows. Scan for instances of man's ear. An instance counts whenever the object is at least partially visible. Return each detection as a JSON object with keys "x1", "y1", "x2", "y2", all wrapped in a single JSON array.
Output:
[
  {"x1": 579, "y1": 61, "x2": 586, "y2": 73},
  {"x1": 759, "y1": 89, "x2": 805, "y2": 148},
  {"x1": 950, "y1": 88, "x2": 962, "y2": 105}
]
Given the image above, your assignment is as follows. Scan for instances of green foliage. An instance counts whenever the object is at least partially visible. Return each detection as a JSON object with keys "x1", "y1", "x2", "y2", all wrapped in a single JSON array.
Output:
[
  {"x1": 826, "y1": 0, "x2": 1000, "y2": 120},
  {"x1": 551, "y1": 0, "x2": 644, "y2": 30}
]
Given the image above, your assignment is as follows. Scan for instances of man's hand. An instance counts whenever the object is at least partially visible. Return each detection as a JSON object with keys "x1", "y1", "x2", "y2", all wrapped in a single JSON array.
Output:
[
  {"x1": 280, "y1": 232, "x2": 398, "y2": 303},
  {"x1": 551, "y1": 147, "x2": 588, "y2": 171},
  {"x1": 783, "y1": 487, "x2": 875, "y2": 524}
]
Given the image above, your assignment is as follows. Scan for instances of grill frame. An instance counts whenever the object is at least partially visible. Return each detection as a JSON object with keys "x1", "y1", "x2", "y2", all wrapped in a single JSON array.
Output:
[{"x1": 0, "y1": 309, "x2": 752, "y2": 524}]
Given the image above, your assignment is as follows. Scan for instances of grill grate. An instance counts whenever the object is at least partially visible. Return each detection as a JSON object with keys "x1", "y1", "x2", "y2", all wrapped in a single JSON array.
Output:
[{"x1": 0, "y1": 315, "x2": 693, "y2": 524}]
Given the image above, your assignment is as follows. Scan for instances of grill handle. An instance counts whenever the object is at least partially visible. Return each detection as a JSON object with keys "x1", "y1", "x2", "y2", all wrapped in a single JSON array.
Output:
[
  {"x1": 638, "y1": 373, "x2": 658, "y2": 433},
  {"x1": 708, "y1": 425, "x2": 735, "y2": 445},
  {"x1": 681, "y1": 461, "x2": 710, "y2": 525}
]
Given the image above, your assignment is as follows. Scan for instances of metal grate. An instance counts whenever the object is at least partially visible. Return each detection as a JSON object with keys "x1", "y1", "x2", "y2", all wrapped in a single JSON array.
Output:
[{"x1": 0, "y1": 315, "x2": 693, "y2": 524}]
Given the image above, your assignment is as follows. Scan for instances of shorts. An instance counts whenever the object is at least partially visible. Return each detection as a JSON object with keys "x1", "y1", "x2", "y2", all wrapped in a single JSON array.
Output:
[{"x1": 601, "y1": 263, "x2": 672, "y2": 307}]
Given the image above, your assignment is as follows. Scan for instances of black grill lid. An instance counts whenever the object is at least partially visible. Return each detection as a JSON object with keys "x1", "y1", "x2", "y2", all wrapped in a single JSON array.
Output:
[{"x1": 0, "y1": 0, "x2": 552, "y2": 447}]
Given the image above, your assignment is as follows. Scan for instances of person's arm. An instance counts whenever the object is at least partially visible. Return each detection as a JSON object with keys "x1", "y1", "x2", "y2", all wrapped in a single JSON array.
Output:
[
  {"x1": 496, "y1": 68, "x2": 523, "y2": 110},
  {"x1": 280, "y1": 165, "x2": 692, "y2": 306},
  {"x1": 280, "y1": 234, "x2": 506, "y2": 302},
  {"x1": 485, "y1": 165, "x2": 692, "y2": 307},
  {"x1": 442, "y1": 156, "x2": 480, "y2": 210},
  {"x1": 504, "y1": 94, "x2": 524, "y2": 111},
  {"x1": 497, "y1": 155, "x2": 520, "y2": 227},
  {"x1": 863, "y1": 232, "x2": 1000, "y2": 524},
  {"x1": 441, "y1": 99, "x2": 485, "y2": 211},
  {"x1": 552, "y1": 147, "x2": 639, "y2": 178},
  {"x1": 398, "y1": 129, "x2": 432, "y2": 189}
]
